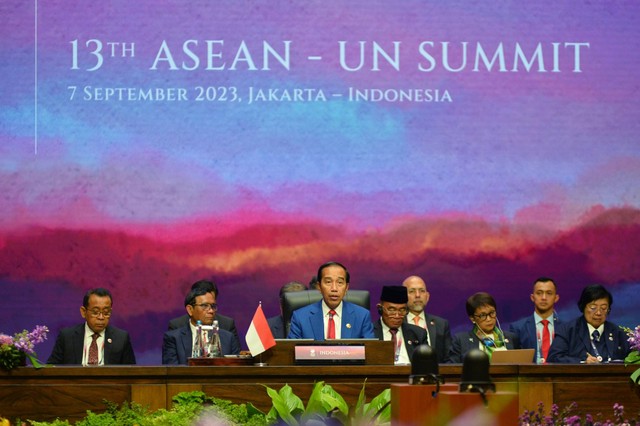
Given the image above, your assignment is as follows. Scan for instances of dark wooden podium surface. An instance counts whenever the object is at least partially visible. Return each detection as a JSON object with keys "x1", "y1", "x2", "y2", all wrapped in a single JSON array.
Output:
[{"x1": 1, "y1": 364, "x2": 639, "y2": 423}]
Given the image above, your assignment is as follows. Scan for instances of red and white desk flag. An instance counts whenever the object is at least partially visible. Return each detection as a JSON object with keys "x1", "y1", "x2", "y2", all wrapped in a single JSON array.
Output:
[{"x1": 245, "y1": 303, "x2": 276, "y2": 356}]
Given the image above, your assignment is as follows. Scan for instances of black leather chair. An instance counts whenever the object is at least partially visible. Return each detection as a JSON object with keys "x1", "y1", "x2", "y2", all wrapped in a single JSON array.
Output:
[{"x1": 282, "y1": 290, "x2": 370, "y2": 337}]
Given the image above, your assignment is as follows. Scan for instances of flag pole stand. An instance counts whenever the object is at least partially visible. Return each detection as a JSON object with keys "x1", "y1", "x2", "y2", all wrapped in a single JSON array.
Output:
[{"x1": 254, "y1": 353, "x2": 268, "y2": 367}]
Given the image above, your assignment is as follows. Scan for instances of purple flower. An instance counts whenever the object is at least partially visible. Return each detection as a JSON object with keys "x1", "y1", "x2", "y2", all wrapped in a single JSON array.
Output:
[
  {"x1": 563, "y1": 415, "x2": 581, "y2": 425},
  {"x1": 0, "y1": 334, "x2": 12, "y2": 346},
  {"x1": 1, "y1": 326, "x2": 49, "y2": 358}
]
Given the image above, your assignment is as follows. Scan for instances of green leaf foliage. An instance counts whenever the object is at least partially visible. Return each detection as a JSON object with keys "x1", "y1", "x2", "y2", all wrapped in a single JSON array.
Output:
[
  {"x1": 265, "y1": 384, "x2": 304, "y2": 425},
  {"x1": 264, "y1": 381, "x2": 390, "y2": 426},
  {"x1": 363, "y1": 389, "x2": 391, "y2": 424}
]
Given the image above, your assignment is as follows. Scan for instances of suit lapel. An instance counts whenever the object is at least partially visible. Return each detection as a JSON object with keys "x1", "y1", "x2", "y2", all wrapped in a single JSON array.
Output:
[
  {"x1": 309, "y1": 302, "x2": 325, "y2": 340},
  {"x1": 602, "y1": 323, "x2": 618, "y2": 359},
  {"x1": 103, "y1": 327, "x2": 111, "y2": 364},
  {"x1": 341, "y1": 303, "x2": 353, "y2": 339},
  {"x1": 425, "y1": 315, "x2": 436, "y2": 348},
  {"x1": 181, "y1": 327, "x2": 192, "y2": 359},
  {"x1": 73, "y1": 325, "x2": 85, "y2": 364},
  {"x1": 577, "y1": 318, "x2": 593, "y2": 356},
  {"x1": 401, "y1": 324, "x2": 417, "y2": 360},
  {"x1": 525, "y1": 317, "x2": 537, "y2": 347}
]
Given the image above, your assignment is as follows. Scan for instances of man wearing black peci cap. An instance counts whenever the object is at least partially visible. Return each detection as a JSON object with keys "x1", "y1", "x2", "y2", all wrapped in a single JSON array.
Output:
[{"x1": 373, "y1": 286, "x2": 428, "y2": 365}]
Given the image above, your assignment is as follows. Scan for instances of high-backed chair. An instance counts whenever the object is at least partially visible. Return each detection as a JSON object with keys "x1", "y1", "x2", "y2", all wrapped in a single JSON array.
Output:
[{"x1": 282, "y1": 290, "x2": 371, "y2": 338}]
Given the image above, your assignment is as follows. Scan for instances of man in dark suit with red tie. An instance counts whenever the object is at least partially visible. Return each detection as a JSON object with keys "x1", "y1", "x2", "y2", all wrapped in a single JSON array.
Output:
[
  {"x1": 373, "y1": 286, "x2": 428, "y2": 365},
  {"x1": 47, "y1": 288, "x2": 136, "y2": 365},
  {"x1": 509, "y1": 277, "x2": 561, "y2": 363}
]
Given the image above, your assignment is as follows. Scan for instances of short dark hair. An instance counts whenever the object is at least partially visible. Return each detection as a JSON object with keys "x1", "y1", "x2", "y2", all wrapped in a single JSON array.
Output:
[
  {"x1": 317, "y1": 261, "x2": 350, "y2": 284},
  {"x1": 533, "y1": 276, "x2": 557, "y2": 291},
  {"x1": 577, "y1": 284, "x2": 612, "y2": 312},
  {"x1": 190, "y1": 280, "x2": 218, "y2": 297},
  {"x1": 83, "y1": 288, "x2": 113, "y2": 308},
  {"x1": 184, "y1": 287, "x2": 211, "y2": 307},
  {"x1": 465, "y1": 292, "x2": 497, "y2": 317},
  {"x1": 308, "y1": 276, "x2": 320, "y2": 290}
]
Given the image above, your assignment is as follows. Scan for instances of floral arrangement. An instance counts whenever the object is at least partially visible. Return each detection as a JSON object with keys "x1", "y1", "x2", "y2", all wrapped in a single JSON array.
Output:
[
  {"x1": 519, "y1": 402, "x2": 639, "y2": 426},
  {"x1": 622, "y1": 325, "x2": 640, "y2": 385},
  {"x1": 0, "y1": 325, "x2": 49, "y2": 371}
]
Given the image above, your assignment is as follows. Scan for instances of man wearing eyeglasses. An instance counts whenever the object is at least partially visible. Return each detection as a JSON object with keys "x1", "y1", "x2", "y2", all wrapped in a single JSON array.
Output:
[
  {"x1": 162, "y1": 287, "x2": 240, "y2": 364},
  {"x1": 402, "y1": 275, "x2": 452, "y2": 363},
  {"x1": 373, "y1": 286, "x2": 428, "y2": 365},
  {"x1": 47, "y1": 288, "x2": 136, "y2": 365},
  {"x1": 168, "y1": 280, "x2": 239, "y2": 349},
  {"x1": 547, "y1": 284, "x2": 630, "y2": 363}
]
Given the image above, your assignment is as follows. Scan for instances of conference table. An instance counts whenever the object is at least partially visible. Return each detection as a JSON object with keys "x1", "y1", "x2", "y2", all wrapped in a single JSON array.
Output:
[{"x1": 1, "y1": 362, "x2": 639, "y2": 423}]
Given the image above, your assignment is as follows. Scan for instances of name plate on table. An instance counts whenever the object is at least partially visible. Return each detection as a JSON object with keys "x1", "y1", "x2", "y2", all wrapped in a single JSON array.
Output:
[{"x1": 294, "y1": 344, "x2": 366, "y2": 365}]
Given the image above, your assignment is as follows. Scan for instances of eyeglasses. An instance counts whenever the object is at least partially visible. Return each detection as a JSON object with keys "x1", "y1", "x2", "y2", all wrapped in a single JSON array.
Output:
[
  {"x1": 193, "y1": 303, "x2": 218, "y2": 311},
  {"x1": 86, "y1": 308, "x2": 112, "y2": 318},
  {"x1": 382, "y1": 306, "x2": 408, "y2": 316},
  {"x1": 473, "y1": 310, "x2": 497, "y2": 321},
  {"x1": 587, "y1": 305, "x2": 609, "y2": 314}
]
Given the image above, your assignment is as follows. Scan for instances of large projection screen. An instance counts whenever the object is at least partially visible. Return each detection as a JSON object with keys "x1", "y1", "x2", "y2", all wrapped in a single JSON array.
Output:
[{"x1": 1, "y1": 1, "x2": 639, "y2": 364}]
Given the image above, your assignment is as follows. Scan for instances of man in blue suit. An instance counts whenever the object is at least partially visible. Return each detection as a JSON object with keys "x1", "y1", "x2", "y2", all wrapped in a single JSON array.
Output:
[
  {"x1": 288, "y1": 261, "x2": 375, "y2": 340},
  {"x1": 548, "y1": 284, "x2": 629, "y2": 364},
  {"x1": 162, "y1": 287, "x2": 240, "y2": 364},
  {"x1": 509, "y1": 277, "x2": 561, "y2": 363}
]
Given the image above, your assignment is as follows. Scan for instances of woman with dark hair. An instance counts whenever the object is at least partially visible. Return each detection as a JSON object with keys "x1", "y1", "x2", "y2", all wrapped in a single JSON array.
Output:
[
  {"x1": 547, "y1": 284, "x2": 630, "y2": 363},
  {"x1": 448, "y1": 292, "x2": 519, "y2": 363}
]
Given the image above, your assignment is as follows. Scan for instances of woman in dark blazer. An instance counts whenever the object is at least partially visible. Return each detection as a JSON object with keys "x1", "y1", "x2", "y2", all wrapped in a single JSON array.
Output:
[
  {"x1": 547, "y1": 284, "x2": 629, "y2": 364},
  {"x1": 449, "y1": 292, "x2": 519, "y2": 363}
]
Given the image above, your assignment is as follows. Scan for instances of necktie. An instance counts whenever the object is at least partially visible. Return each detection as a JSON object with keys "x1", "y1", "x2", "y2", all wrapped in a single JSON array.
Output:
[
  {"x1": 592, "y1": 330, "x2": 600, "y2": 342},
  {"x1": 88, "y1": 333, "x2": 99, "y2": 365},
  {"x1": 413, "y1": 316, "x2": 421, "y2": 327},
  {"x1": 389, "y1": 328, "x2": 399, "y2": 361},
  {"x1": 389, "y1": 328, "x2": 398, "y2": 349},
  {"x1": 540, "y1": 319, "x2": 551, "y2": 362},
  {"x1": 327, "y1": 310, "x2": 336, "y2": 339}
]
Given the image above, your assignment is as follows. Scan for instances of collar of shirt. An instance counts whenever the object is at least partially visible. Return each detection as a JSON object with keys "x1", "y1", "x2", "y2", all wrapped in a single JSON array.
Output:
[
  {"x1": 408, "y1": 312, "x2": 424, "y2": 325},
  {"x1": 586, "y1": 322, "x2": 605, "y2": 339},
  {"x1": 321, "y1": 300, "x2": 343, "y2": 317},
  {"x1": 533, "y1": 312, "x2": 555, "y2": 325}
]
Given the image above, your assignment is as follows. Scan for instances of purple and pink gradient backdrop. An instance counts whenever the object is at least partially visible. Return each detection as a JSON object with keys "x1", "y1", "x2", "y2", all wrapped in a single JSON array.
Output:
[{"x1": 1, "y1": 1, "x2": 638, "y2": 364}]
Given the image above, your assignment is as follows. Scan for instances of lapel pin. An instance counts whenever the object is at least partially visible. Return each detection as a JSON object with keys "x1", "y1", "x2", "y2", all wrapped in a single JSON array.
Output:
[
  {"x1": 346, "y1": 323, "x2": 352, "y2": 329},
  {"x1": 505, "y1": 339, "x2": 510, "y2": 343},
  {"x1": 107, "y1": 338, "x2": 112, "y2": 344},
  {"x1": 430, "y1": 321, "x2": 435, "y2": 325}
]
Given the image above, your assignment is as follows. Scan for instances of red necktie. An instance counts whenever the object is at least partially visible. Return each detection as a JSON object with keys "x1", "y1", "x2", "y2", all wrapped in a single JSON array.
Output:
[
  {"x1": 389, "y1": 328, "x2": 398, "y2": 349},
  {"x1": 541, "y1": 319, "x2": 551, "y2": 362},
  {"x1": 88, "y1": 333, "x2": 99, "y2": 365},
  {"x1": 327, "y1": 310, "x2": 336, "y2": 339}
]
